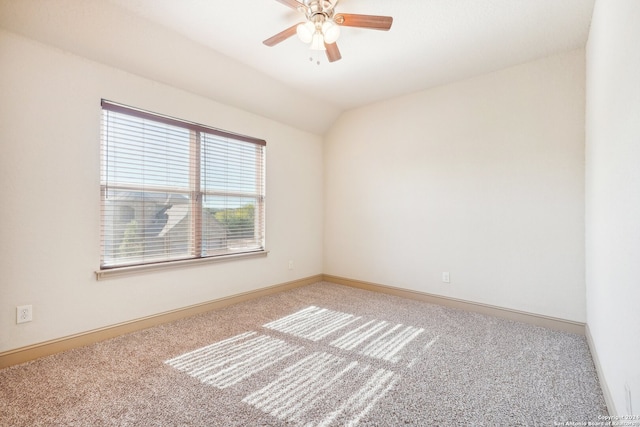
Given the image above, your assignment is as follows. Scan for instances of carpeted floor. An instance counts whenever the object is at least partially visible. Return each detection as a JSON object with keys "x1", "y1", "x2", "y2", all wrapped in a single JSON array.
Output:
[{"x1": 0, "y1": 282, "x2": 608, "y2": 426}]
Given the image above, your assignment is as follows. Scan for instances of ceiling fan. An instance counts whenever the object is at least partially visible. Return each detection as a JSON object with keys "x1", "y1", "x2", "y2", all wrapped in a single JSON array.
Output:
[{"x1": 263, "y1": 0, "x2": 393, "y2": 63}]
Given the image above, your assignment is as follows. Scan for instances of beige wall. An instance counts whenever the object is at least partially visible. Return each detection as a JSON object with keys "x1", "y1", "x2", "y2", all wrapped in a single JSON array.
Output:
[
  {"x1": 0, "y1": 30, "x2": 324, "y2": 352},
  {"x1": 586, "y1": 0, "x2": 640, "y2": 415},
  {"x1": 4, "y1": 1, "x2": 639, "y2": 415},
  {"x1": 324, "y1": 50, "x2": 586, "y2": 322}
]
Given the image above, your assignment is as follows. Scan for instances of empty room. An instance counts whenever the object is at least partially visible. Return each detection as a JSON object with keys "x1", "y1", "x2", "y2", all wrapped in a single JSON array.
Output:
[{"x1": 1, "y1": 0, "x2": 638, "y2": 425}]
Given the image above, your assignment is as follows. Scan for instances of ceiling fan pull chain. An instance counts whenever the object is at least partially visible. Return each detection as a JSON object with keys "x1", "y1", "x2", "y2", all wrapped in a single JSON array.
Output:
[{"x1": 309, "y1": 51, "x2": 321, "y2": 66}]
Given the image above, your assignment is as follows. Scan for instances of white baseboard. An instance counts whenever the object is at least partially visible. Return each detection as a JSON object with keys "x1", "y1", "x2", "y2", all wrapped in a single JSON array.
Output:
[
  {"x1": 0, "y1": 275, "x2": 322, "y2": 369},
  {"x1": 585, "y1": 324, "x2": 616, "y2": 416},
  {"x1": 0, "y1": 274, "x2": 590, "y2": 370},
  {"x1": 323, "y1": 274, "x2": 586, "y2": 335}
]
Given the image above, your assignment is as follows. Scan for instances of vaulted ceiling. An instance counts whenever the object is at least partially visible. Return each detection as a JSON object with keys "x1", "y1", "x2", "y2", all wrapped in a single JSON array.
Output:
[{"x1": 0, "y1": 0, "x2": 594, "y2": 134}]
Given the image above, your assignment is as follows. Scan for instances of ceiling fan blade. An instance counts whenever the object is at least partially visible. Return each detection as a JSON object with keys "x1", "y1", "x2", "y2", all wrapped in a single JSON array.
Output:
[
  {"x1": 334, "y1": 13, "x2": 393, "y2": 30},
  {"x1": 263, "y1": 24, "x2": 300, "y2": 47},
  {"x1": 325, "y1": 42, "x2": 342, "y2": 62},
  {"x1": 274, "y1": 0, "x2": 305, "y2": 10}
]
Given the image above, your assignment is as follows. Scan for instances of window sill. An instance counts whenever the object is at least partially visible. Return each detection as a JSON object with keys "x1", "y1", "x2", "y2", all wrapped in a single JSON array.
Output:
[{"x1": 95, "y1": 250, "x2": 269, "y2": 281}]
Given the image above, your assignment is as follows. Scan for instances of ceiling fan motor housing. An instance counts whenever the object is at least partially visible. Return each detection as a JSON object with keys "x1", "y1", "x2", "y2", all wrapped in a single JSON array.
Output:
[{"x1": 303, "y1": 0, "x2": 337, "y2": 21}]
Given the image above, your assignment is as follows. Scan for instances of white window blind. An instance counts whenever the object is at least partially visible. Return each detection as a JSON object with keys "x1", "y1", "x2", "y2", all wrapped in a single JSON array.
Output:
[{"x1": 100, "y1": 100, "x2": 266, "y2": 269}]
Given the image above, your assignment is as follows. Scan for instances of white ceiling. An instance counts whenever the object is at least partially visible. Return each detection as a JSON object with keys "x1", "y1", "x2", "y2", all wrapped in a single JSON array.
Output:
[{"x1": 0, "y1": 0, "x2": 594, "y2": 134}]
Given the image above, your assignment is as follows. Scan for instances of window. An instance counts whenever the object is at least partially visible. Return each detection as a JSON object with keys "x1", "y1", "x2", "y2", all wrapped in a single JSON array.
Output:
[{"x1": 100, "y1": 100, "x2": 266, "y2": 270}]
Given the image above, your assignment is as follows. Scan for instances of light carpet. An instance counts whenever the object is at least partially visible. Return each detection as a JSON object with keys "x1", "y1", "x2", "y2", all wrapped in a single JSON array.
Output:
[{"x1": 0, "y1": 282, "x2": 608, "y2": 426}]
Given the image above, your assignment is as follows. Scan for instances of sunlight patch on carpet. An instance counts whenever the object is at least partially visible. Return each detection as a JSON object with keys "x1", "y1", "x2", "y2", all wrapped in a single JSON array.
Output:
[
  {"x1": 165, "y1": 331, "x2": 302, "y2": 389},
  {"x1": 242, "y1": 351, "x2": 399, "y2": 426},
  {"x1": 331, "y1": 320, "x2": 425, "y2": 363},
  {"x1": 166, "y1": 306, "x2": 429, "y2": 426},
  {"x1": 263, "y1": 306, "x2": 361, "y2": 341}
]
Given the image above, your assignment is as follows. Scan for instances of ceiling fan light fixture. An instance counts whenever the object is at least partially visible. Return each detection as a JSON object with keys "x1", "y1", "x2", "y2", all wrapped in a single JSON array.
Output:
[
  {"x1": 321, "y1": 20, "x2": 340, "y2": 44},
  {"x1": 263, "y1": 0, "x2": 393, "y2": 62},
  {"x1": 296, "y1": 21, "x2": 315, "y2": 43},
  {"x1": 310, "y1": 32, "x2": 326, "y2": 50}
]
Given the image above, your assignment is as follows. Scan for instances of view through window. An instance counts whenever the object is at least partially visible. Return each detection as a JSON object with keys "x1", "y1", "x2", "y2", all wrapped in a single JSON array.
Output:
[{"x1": 100, "y1": 100, "x2": 266, "y2": 269}]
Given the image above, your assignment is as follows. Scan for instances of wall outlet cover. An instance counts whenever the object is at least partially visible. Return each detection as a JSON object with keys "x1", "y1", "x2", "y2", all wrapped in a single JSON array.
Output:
[{"x1": 17, "y1": 305, "x2": 33, "y2": 324}]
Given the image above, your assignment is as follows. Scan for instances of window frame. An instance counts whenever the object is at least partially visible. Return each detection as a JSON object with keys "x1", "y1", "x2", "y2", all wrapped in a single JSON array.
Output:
[{"x1": 98, "y1": 100, "x2": 267, "y2": 278}]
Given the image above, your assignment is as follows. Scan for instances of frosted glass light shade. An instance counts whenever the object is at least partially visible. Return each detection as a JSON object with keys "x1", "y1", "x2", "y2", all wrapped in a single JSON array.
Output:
[
  {"x1": 322, "y1": 20, "x2": 340, "y2": 44},
  {"x1": 310, "y1": 32, "x2": 326, "y2": 50},
  {"x1": 296, "y1": 22, "x2": 315, "y2": 43}
]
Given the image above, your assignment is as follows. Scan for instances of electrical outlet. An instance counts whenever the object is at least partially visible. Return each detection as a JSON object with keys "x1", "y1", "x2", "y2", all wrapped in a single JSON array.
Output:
[
  {"x1": 17, "y1": 305, "x2": 33, "y2": 324},
  {"x1": 442, "y1": 272, "x2": 450, "y2": 283},
  {"x1": 288, "y1": 260, "x2": 294, "y2": 270}
]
